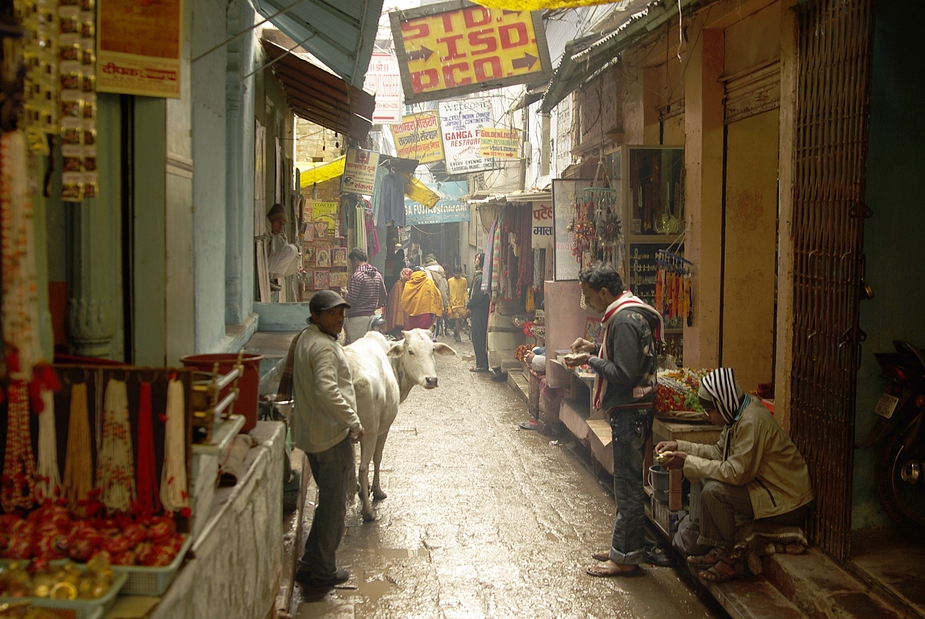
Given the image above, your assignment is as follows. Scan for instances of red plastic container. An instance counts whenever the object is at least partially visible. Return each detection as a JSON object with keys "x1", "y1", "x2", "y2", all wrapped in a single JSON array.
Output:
[{"x1": 180, "y1": 353, "x2": 264, "y2": 433}]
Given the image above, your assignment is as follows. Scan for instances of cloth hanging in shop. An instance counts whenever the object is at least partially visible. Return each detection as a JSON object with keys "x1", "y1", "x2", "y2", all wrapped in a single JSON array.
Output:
[
  {"x1": 355, "y1": 205, "x2": 367, "y2": 252},
  {"x1": 490, "y1": 219, "x2": 502, "y2": 296},
  {"x1": 533, "y1": 248, "x2": 544, "y2": 292},
  {"x1": 482, "y1": 219, "x2": 496, "y2": 294},
  {"x1": 377, "y1": 170, "x2": 405, "y2": 227},
  {"x1": 364, "y1": 206, "x2": 380, "y2": 258},
  {"x1": 370, "y1": 165, "x2": 388, "y2": 224},
  {"x1": 515, "y1": 205, "x2": 533, "y2": 299}
]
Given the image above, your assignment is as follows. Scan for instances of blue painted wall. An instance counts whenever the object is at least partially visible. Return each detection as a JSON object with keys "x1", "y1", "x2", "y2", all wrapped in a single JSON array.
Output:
[{"x1": 853, "y1": 0, "x2": 925, "y2": 530}]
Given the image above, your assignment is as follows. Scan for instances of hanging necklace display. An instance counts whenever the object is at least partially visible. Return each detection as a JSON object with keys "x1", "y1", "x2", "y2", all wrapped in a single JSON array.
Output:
[
  {"x1": 135, "y1": 377, "x2": 161, "y2": 515},
  {"x1": 35, "y1": 388, "x2": 62, "y2": 502},
  {"x1": 1, "y1": 383, "x2": 38, "y2": 512},
  {"x1": 97, "y1": 377, "x2": 136, "y2": 514},
  {"x1": 64, "y1": 380, "x2": 94, "y2": 517},
  {"x1": 160, "y1": 375, "x2": 189, "y2": 514},
  {"x1": 655, "y1": 249, "x2": 693, "y2": 328},
  {"x1": 1, "y1": 131, "x2": 42, "y2": 513}
]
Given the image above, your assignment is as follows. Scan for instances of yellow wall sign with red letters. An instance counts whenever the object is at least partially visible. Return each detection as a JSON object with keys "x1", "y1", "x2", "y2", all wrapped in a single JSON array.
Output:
[{"x1": 390, "y1": 0, "x2": 551, "y2": 104}]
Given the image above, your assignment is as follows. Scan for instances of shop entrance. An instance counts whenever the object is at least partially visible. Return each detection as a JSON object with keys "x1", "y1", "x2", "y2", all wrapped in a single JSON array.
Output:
[{"x1": 721, "y1": 109, "x2": 780, "y2": 393}]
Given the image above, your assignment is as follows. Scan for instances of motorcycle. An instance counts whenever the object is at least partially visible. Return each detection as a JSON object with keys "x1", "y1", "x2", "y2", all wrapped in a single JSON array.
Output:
[{"x1": 856, "y1": 340, "x2": 925, "y2": 535}]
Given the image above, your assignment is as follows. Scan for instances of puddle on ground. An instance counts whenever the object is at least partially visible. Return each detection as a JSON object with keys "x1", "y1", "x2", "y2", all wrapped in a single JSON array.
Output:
[
  {"x1": 379, "y1": 547, "x2": 428, "y2": 559},
  {"x1": 337, "y1": 576, "x2": 393, "y2": 604}
]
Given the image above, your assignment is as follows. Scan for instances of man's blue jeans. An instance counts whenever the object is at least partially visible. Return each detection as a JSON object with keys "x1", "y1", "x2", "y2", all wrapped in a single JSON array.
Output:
[
  {"x1": 299, "y1": 437, "x2": 354, "y2": 579},
  {"x1": 607, "y1": 405, "x2": 654, "y2": 565}
]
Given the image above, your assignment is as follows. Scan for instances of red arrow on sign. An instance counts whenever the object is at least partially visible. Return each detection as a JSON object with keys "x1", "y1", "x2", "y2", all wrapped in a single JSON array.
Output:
[
  {"x1": 511, "y1": 53, "x2": 538, "y2": 71},
  {"x1": 408, "y1": 47, "x2": 434, "y2": 62}
]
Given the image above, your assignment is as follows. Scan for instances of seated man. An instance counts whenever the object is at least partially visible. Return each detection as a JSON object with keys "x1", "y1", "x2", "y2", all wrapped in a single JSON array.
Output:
[
  {"x1": 655, "y1": 368, "x2": 813, "y2": 583},
  {"x1": 266, "y1": 203, "x2": 300, "y2": 286}
]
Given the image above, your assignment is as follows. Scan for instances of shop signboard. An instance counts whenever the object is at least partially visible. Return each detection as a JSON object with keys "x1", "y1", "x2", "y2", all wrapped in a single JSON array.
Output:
[
  {"x1": 390, "y1": 0, "x2": 551, "y2": 104},
  {"x1": 531, "y1": 201, "x2": 553, "y2": 250},
  {"x1": 342, "y1": 148, "x2": 380, "y2": 195},
  {"x1": 479, "y1": 128, "x2": 519, "y2": 158},
  {"x1": 97, "y1": 0, "x2": 182, "y2": 98},
  {"x1": 439, "y1": 99, "x2": 497, "y2": 175},
  {"x1": 552, "y1": 179, "x2": 593, "y2": 281},
  {"x1": 304, "y1": 200, "x2": 338, "y2": 235},
  {"x1": 365, "y1": 53, "x2": 403, "y2": 125},
  {"x1": 405, "y1": 180, "x2": 469, "y2": 225},
  {"x1": 391, "y1": 112, "x2": 444, "y2": 163}
]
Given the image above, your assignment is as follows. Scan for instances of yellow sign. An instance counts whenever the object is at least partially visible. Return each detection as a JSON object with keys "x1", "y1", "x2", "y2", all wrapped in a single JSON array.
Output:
[
  {"x1": 479, "y1": 127, "x2": 519, "y2": 158},
  {"x1": 390, "y1": 112, "x2": 444, "y2": 163},
  {"x1": 391, "y1": 1, "x2": 550, "y2": 103},
  {"x1": 305, "y1": 201, "x2": 338, "y2": 235}
]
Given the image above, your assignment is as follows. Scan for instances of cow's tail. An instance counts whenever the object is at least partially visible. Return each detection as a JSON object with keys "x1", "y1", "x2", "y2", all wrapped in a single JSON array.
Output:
[{"x1": 347, "y1": 440, "x2": 358, "y2": 506}]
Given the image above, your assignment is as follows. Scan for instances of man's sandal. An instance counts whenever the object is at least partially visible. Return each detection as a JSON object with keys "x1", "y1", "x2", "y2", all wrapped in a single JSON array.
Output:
[
  {"x1": 591, "y1": 551, "x2": 610, "y2": 562},
  {"x1": 686, "y1": 547, "x2": 724, "y2": 569},
  {"x1": 698, "y1": 556, "x2": 747, "y2": 583}
]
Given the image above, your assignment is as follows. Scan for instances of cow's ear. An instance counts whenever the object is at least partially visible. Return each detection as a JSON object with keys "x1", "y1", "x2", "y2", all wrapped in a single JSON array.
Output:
[
  {"x1": 387, "y1": 342, "x2": 404, "y2": 357},
  {"x1": 434, "y1": 343, "x2": 457, "y2": 356}
]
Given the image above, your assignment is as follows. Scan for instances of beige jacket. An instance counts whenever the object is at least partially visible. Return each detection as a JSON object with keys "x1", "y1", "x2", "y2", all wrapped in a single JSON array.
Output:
[{"x1": 677, "y1": 398, "x2": 814, "y2": 519}]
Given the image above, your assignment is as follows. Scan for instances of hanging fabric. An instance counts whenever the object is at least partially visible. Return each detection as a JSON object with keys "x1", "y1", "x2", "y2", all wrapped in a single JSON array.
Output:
[
  {"x1": 377, "y1": 170, "x2": 406, "y2": 227},
  {"x1": 370, "y1": 165, "x2": 389, "y2": 223},
  {"x1": 655, "y1": 249, "x2": 693, "y2": 325},
  {"x1": 98, "y1": 378, "x2": 137, "y2": 514},
  {"x1": 135, "y1": 379, "x2": 161, "y2": 515}
]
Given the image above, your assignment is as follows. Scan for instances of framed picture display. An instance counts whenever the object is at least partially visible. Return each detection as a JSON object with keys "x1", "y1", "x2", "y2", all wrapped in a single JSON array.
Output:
[
  {"x1": 313, "y1": 271, "x2": 330, "y2": 290},
  {"x1": 330, "y1": 271, "x2": 348, "y2": 287},
  {"x1": 313, "y1": 221, "x2": 328, "y2": 240},
  {"x1": 303, "y1": 246, "x2": 315, "y2": 268},
  {"x1": 552, "y1": 178, "x2": 595, "y2": 281},
  {"x1": 332, "y1": 247, "x2": 347, "y2": 267},
  {"x1": 315, "y1": 247, "x2": 331, "y2": 268}
]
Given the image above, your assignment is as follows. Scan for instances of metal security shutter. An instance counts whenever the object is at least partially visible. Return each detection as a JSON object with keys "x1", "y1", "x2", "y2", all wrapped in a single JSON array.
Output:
[
  {"x1": 724, "y1": 61, "x2": 781, "y2": 125},
  {"x1": 789, "y1": 0, "x2": 874, "y2": 562}
]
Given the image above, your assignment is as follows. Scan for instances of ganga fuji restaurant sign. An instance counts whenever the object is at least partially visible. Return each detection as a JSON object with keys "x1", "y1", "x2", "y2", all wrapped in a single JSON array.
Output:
[{"x1": 389, "y1": 0, "x2": 551, "y2": 104}]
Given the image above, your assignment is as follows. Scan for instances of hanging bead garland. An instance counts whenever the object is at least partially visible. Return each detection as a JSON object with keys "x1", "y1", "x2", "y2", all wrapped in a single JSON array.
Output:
[
  {"x1": 1, "y1": 383, "x2": 37, "y2": 512},
  {"x1": 97, "y1": 378, "x2": 136, "y2": 514},
  {"x1": 160, "y1": 376, "x2": 189, "y2": 514},
  {"x1": 64, "y1": 381, "x2": 94, "y2": 517},
  {"x1": 35, "y1": 388, "x2": 62, "y2": 502}
]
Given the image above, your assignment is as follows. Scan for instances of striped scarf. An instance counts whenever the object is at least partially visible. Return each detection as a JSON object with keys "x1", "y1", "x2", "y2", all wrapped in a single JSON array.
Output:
[
  {"x1": 698, "y1": 368, "x2": 751, "y2": 459},
  {"x1": 591, "y1": 291, "x2": 665, "y2": 410}
]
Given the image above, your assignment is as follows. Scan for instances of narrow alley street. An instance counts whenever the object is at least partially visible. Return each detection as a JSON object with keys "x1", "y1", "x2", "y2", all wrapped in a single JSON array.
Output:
[{"x1": 289, "y1": 334, "x2": 728, "y2": 618}]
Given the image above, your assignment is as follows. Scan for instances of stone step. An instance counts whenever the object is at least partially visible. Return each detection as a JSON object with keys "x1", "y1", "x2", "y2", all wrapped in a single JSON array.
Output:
[
  {"x1": 762, "y1": 549, "x2": 904, "y2": 618},
  {"x1": 507, "y1": 370, "x2": 529, "y2": 405},
  {"x1": 704, "y1": 572, "x2": 804, "y2": 619}
]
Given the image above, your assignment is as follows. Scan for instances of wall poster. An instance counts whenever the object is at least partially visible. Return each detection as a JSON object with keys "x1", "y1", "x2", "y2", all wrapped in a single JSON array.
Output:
[
  {"x1": 552, "y1": 179, "x2": 593, "y2": 281},
  {"x1": 97, "y1": 0, "x2": 182, "y2": 98}
]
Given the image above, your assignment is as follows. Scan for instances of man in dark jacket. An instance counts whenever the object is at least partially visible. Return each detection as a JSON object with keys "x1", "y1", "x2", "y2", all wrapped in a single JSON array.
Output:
[
  {"x1": 467, "y1": 252, "x2": 490, "y2": 372},
  {"x1": 565, "y1": 263, "x2": 664, "y2": 577}
]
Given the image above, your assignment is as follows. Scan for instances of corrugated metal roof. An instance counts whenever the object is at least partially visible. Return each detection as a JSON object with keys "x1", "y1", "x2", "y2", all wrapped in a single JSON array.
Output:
[
  {"x1": 261, "y1": 39, "x2": 375, "y2": 141},
  {"x1": 253, "y1": 0, "x2": 384, "y2": 89},
  {"x1": 541, "y1": 0, "x2": 703, "y2": 113}
]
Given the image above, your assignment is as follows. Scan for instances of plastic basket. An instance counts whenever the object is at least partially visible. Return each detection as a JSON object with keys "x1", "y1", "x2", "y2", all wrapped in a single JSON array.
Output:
[
  {"x1": 112, "y1": 534, "x2": 193, "y2": 596},
  {"x1": 0, "y1": 571, "x2": 126, "y2": 619}
]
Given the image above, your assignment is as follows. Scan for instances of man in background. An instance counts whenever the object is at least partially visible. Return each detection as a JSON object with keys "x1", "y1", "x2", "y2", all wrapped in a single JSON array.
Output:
[
  {"x1": 423, "y1": 253, "x2": 449, "y2": 340},
  {"x1": 447, "y1": 265, "x2": 468, "y2": 343},
  {"x1": 344, "y1": 248, "x2": 387, "y2": 344},
  {"x1": 266, "y1": 203, "x2": 300, "y2": 290}
]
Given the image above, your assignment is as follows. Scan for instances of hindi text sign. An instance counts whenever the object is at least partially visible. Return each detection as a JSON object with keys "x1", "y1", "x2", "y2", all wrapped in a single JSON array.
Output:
[
  {"x1": 342, "y1": 148, "x2": 380, "y2": 195},
  {"x1": 532, "y1": 201, "x2": 553, "y2": 249},
  {"x1": 390, "y1": 112, "x2": 444, "y2": 163},
  {"x1": 365, "y1": 53, "x2": 403, "y2": 125},
  {"x1": 97, "y1": 0, "x2": 182, "y2": 98},
  {"x1": 390, "y1": 0, "x2": 551, "y2": 104}
]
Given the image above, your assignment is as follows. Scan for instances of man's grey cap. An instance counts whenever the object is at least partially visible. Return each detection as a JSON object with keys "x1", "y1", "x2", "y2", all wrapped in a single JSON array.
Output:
[{"x1": 309, "y1": 290, "x2": 351, "y2": 314}]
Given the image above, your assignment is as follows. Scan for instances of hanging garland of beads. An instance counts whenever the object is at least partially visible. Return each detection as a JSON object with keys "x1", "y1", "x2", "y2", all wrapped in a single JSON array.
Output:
[
  {"x1": 97, "y1": 378, "x2": 137, "y2": 514},
  {"x1": 135, "y1": 379, "x2": 161, "y2": 515},
  {"x1": 160, "y1": 376, "x2": 189, "y2": 514},
  {"x1": 64, "y1": 381, "x2": 94, "y2": 517},
  {"x1": 1, "y1": 383, "x2": 37, "y2": 512}
]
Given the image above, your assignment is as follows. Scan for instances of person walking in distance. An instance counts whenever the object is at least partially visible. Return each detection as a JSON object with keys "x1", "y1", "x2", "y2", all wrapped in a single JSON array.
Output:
[
  {"x1": 288, "y1": 290, "x2": 364, "y2": 588},
  {"x1": 564, "y1": 263, "x2": 664, "y2": 576},
  {"x1": 343, "y1": 248, "x2": 387, "y2": 344},
  {"x1": 422, "y1": 253, "x2": 449, "y2": 340},
  {"x1": 447, "y1": 265, "x2": 468, "y2": 343},
  {"x1": 467, "y1": 253, "x2": 490, "y2": 373}
]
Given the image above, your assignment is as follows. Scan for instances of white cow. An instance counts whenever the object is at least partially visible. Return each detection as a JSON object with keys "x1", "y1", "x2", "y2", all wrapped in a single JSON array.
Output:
[{"x1": 344, "y1": 328, "x2": 456, "y2": 521}]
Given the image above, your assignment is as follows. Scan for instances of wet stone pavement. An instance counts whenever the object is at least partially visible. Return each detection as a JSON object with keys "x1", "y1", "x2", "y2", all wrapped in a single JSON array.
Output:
[{"x1": 290, "y1": 334, "x2": 728, "y2": 619}]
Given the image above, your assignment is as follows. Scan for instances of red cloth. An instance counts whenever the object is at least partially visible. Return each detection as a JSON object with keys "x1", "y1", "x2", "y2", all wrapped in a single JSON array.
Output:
[{"x1": 404, "y1": 313, "x2": 434, "y2": 330}]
